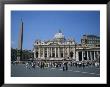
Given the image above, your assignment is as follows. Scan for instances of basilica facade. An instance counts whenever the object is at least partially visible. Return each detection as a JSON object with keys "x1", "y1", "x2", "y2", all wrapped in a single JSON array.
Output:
[{"x1": 33, "y1": 30, "x2": 100, "y2": 62}]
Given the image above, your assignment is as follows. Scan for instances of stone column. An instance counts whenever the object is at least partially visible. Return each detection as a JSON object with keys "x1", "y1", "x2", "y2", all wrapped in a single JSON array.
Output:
[
  {"x1": 51, "y1": 47, "x2": 52, "y2": 57},
  {"x1": 55, "y1": 48, "x2": 56, "y2": 58},
  {"x1": 90, "y1": 51, "x2": 92, "y2": 61},
  {"x1": 97, "y1": 51, "x2": 100, "y2": 59},
  {"x1": 96, "y1": 51, "x2": 98, "y2": 59},
  {"x1": 47, "y1": 48, "x2": 49, "y2": 58},
  {"x1": 49, "y1": 47, "x2": 50, "y2": 57},
  {"x1": 34, "y1": 49, "x2": 36, "y2": 58},
  {"x1": 68, "y1": 47, "x2": 70, "y2": 58},
  {"x1": 63, "y1": 48, "x2": 65, "y2": 58},
  {"x1": 98, "y1": 51, "x2": 100, "y2": 58},
  {"x1": 87, "y1": 51, "x2": 89, "y2": 61},
  {"x1": 43, "y1": 48, "x2": 45, "y2": 58},
  {"x1": 94, "y1": 51, "x2": 96, "y2": 60},
  {"x1": 57, "y1": 48, "x2": 59, "y2": 58},
  {"x1": 38, "y1": 47, "x2": 40, "y2": 58},
  {"x1": 76, "y1": 51, "x2": 79, "y2": 61},
  {"x1": 58, "y1": 47, "x2": 60, "y2": 58},
  {"x1": 73, "y1": 48, "x2": 75, "y2": 60},
  {"x1": 66, "y1": 48, "x2": 69, "y2": 57},
  {"x1": 82, "y1": 51, "x2": 84, "y2": 61}
]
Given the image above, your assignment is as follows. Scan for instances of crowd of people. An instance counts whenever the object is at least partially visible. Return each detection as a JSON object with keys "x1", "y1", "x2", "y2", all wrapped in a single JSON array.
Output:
[{"x1": 23, "y1": 60, "x2": 100, "y2": 71}]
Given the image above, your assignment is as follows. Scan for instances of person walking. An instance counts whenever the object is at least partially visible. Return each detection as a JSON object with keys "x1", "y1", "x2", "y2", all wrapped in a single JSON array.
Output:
[{"x1": 62, "y1": 62, "x2": 65, "y2": 71}]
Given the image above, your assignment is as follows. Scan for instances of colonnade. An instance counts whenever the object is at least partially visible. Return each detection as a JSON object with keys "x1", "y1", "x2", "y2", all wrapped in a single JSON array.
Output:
[
  {"x1": 34, "y1": 47, "x2": 75, "y2": 59},
  {"x1": 76, "y1": 51, "x2": 100, "y2": 61},
  {"x1": 34, "y1": 47, "x2": 100, "y2": 62}
]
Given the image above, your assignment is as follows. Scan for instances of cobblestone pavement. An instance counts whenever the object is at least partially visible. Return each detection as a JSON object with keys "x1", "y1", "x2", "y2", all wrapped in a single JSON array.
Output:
[{"x1": 11, "y1": 63, "x2": 100, "y2": 77}]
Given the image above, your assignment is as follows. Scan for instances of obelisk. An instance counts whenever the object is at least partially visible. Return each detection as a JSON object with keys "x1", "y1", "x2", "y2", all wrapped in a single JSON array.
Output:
[{"x1": 17, "y1": 19, "x2": 23, "y2": 62}]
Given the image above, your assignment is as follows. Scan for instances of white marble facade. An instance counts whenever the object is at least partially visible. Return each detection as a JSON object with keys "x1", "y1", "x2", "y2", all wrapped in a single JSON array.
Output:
[{"x1": 33, "y1": 31, "x2": 100, "y2": 62}]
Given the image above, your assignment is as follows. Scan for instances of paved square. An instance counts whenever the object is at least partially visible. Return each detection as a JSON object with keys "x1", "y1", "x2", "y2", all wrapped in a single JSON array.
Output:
[{"x1": 11, "y1": 63, "x2": 100, "y2": 77}]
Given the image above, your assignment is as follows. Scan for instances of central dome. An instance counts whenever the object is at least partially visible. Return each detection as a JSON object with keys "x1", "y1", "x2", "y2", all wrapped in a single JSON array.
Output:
[{"x1": 54, "y1": 30, "x2": 64, "y2": 39}]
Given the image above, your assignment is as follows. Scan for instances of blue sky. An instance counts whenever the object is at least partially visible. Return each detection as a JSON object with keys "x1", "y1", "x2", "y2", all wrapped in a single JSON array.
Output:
[{"x1": 11, "y1": 11, "x2": 100, "y2": 50}]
